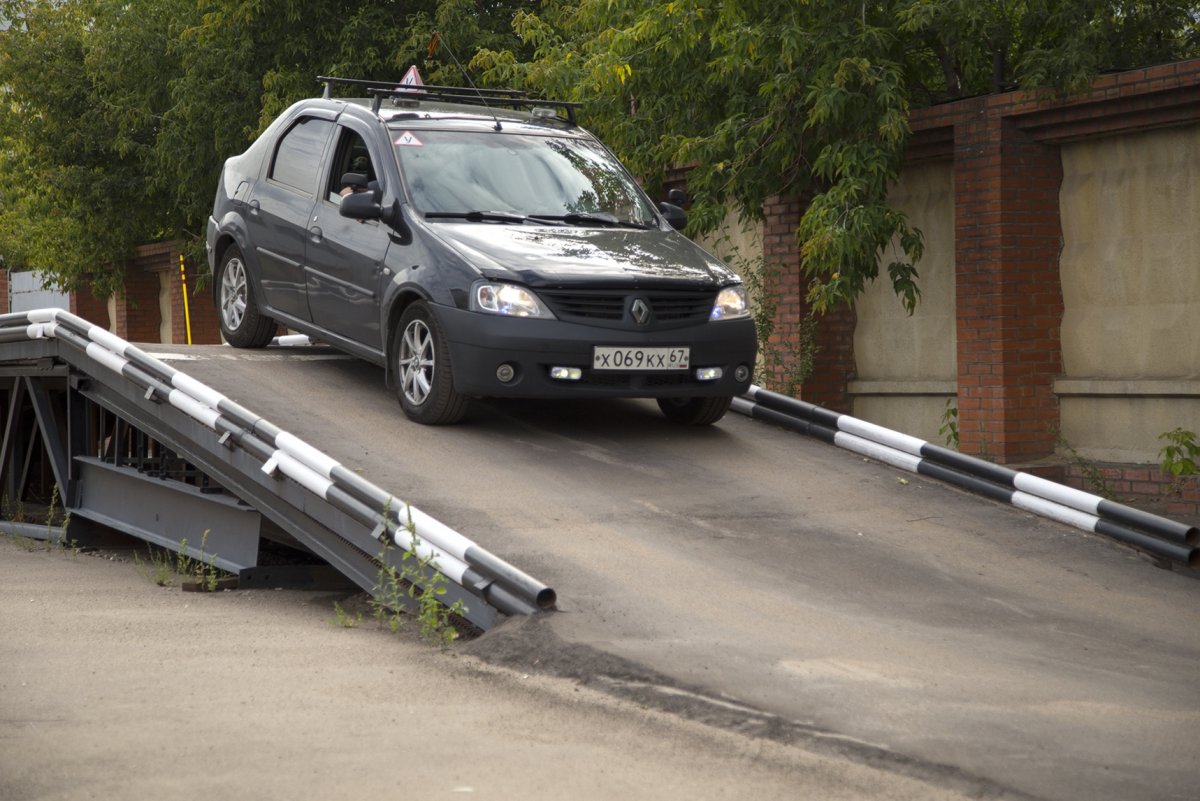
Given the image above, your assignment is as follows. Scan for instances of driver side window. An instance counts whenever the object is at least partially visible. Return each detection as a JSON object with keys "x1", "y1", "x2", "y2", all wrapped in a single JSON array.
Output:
[{"x1": 326, "y1": 128, "x2": 378, "y2": 203}]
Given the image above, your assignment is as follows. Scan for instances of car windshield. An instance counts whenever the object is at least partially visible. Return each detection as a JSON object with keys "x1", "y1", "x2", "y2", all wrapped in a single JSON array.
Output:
[{"x1": 392, "y1": 129, "x2": 657, "y2": 226}]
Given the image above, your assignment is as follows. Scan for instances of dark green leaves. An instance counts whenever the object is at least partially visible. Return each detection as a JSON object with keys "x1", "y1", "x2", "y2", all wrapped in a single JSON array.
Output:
[
  {"x1": 0, "y1": 0, "x2": 531, "y2": 292},
  {"x1": 479, "y1": 0, "x2": 1200, "y2": 314}
]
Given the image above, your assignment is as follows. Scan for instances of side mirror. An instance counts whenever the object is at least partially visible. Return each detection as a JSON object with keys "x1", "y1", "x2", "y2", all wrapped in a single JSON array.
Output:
[
  {"x1": 340, "y1": 191, "x2": 383, "y2": 221},
  {"x1": 340, "y1": 172, "x2": 368, "y2": 192},
  {"x1": 667, "y1": 188, "x2": 687, "y2": 205},
  {"x1": 340, "y1": 191, "x2": 412, "y2": 244},
  {"x1": 658, "y1": 201, "x2": 687, "y2": 231}
]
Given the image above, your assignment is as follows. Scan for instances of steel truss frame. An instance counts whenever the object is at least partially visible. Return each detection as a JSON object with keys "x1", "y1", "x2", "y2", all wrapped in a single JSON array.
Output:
[{"x1": 0, "y1": 337, "x2": 500, "y2": 629}]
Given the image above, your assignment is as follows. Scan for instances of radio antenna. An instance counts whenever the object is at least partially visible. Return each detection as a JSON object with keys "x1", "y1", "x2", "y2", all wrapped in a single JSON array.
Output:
[{"x1": 427, "y1": 31, "x2": 502, "y2": 131}]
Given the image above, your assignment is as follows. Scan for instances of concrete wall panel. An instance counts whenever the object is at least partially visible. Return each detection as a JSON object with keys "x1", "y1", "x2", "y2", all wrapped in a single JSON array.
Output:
[
  {"x1": 1060, "y1": 395, "x2": 1200, "y2": 464},
  {"x1": 1059, "y1": 126, "x2": 1200, "y2": 462},
  {"x1": 1060, "y1": 127, "x2": 1200, "y2": 380},
  {"x1": 851, "y1": 160, "x2": 956, "y2": 437}
]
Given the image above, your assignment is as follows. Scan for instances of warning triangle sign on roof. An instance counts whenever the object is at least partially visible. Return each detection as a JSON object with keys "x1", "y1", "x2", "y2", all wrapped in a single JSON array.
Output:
[{"x1": 398, "y1": 66, "x2": 424, "y2": 91}]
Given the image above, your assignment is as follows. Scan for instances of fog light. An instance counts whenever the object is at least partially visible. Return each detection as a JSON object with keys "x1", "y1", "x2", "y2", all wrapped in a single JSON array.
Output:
[
  {"x1": 549, "y1": 366, "x2": 582, "y2": 381},
  {"x1": 496, "y1": 363, "x2": 517, "y2": 383},
  {"x1": 695, "y1": 367, "x2": 723, "y2": 382},
  {"x1": 734, "y1": 364, "x2": 751, "y2": 382}
]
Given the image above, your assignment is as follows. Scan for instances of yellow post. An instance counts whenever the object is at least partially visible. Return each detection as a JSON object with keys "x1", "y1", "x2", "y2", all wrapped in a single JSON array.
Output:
[{"x1": 178, "y1": 253, "x2": 193, "y2": 345}]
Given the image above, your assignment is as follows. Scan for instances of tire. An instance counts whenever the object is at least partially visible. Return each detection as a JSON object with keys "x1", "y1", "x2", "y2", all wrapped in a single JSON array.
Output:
[
  {"x1": 393, "y1": 301, "x2": 468, "y2": 425},
  {"x1": 218, "y1": 245, "x2": 275, "y2": 348},
  {"x1": 657, "y1": 395, "x2": 733, "y2": 426}
]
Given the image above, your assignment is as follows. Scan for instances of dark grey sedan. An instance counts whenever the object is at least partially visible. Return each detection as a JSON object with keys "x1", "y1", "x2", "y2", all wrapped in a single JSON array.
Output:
[{"x1": 206, "y1": 79, "x2": 757, "y2": 425}]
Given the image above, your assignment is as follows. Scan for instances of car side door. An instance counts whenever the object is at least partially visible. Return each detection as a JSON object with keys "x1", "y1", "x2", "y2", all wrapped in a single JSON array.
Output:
[
  {"x1": 304, "y1": 121, "x2": 393, "y2": 355},
  {"x1": 244, "y1": 112, "x2": 336, "y2": 324}
]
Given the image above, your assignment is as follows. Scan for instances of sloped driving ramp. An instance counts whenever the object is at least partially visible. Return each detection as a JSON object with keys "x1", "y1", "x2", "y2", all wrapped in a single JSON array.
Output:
[{"x1": 0, "y1": 309, "x2": 555, "y2": 630}]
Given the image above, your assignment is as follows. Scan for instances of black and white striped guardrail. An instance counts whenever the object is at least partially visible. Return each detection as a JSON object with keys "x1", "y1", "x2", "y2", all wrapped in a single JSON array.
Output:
[
  {"x1": 733, "y1": 385, "x2": 1199, "y2": 567},
  {"x1": 0, "y1": 309, "x2": 555, "y2": 615}
]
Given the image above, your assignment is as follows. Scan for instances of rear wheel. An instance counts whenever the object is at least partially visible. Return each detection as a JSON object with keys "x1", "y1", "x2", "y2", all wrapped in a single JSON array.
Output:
[
  {"x1": 218, "y1": 245, "x2": 275, "y2": 348},
  {"x1": 393, "y1": 302, "x2": 468, "y2": 425},
  {"x1": 657, "y1": 395, "x2": 733, "y2": 426}
]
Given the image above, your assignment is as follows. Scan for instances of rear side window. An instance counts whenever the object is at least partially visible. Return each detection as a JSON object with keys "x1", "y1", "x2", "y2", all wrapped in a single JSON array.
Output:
[{"x1": 270, "y1": 117, "x2": 334, "y2": 193}]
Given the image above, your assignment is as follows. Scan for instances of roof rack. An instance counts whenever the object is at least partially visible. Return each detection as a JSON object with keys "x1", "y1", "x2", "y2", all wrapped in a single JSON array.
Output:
[{"x1": 316, "y1": 75, "x2": 581, "y2": 125}]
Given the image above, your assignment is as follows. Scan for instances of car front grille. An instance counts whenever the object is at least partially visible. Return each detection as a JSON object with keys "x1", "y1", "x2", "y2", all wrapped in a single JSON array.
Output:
[{"x1": 539, "y1": 288, "x2": 716, "y2": 330}]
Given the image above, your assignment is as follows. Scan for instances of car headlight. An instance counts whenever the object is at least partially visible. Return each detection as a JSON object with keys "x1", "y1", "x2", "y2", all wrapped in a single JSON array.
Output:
[
  {"x1": 710, "y1": 285, "x2": 750, "y2": 320},
  {"x1": 472, "y1": 282, "x2": 555, "y2": 319}
]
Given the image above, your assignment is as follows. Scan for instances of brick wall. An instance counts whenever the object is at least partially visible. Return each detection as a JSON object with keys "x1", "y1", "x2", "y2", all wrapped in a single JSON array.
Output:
[
  {"x1": 757, "y1": 58, "x2": 1200, "y2": 520},
  {"x1": 758, "y1": 195, "x2": 858, "y2": 411},
  {"x1": 765, "y1": 59, "x2": 1200, "y2": 460},
  {"x1": 760, "y1": 196, "x2": 805, "y2": 387},
  {"x1": 1063, "y1": 465, "x2": 1200, "y2": 523},
  {"x1": 104, "y1": 242, "x2": 170, "y2": 343},
  {"x1": 165, "y1": 251, "x2": 221, "y2": 345},
  {"x1": 4, "y1": 253, "x2": 220, "y2": 345},
  {"x1": 112, "y1": 266, "x2": 163, "y2": 344},
  {"x1": 78, "y1": 242, "x2": 224, "y2": 345},
  {"x1": 70, "y1": 284, "x2": 111, "y2": 329},
  {"x1": 951, "y1": 112, "x2": 1065, "y2": 462}
]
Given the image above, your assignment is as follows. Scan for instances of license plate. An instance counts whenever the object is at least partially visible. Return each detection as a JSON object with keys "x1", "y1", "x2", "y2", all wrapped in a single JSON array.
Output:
[{"x1": 592, "y1": 346, "x2": 690, "y2": 371}]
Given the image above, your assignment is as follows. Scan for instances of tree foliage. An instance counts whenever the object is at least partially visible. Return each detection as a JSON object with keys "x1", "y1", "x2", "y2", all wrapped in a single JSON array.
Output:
[
  {"x1": 0, "y1": 0, "x2": 532, "y2": 294},
  {"x1": 1, "y1": 1, "x2": 1197, "y2": 308},
  {"x1": 476, "y1": 0, "x2": 1200, "y2": 312}
]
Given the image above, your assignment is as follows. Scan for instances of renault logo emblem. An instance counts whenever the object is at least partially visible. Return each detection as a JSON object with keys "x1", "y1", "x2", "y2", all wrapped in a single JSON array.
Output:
[{"x1": 630, "y1": 298, "x2": 651, "y2": 325}]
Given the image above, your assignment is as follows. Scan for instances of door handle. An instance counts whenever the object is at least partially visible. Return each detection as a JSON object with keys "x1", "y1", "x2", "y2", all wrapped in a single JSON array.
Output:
[
  {"x1": 248, "y1": 199, "x2": 260, "y2": 215},
  {"x1": 309, "y1": 226, "x2": 323, "y2": 243}
]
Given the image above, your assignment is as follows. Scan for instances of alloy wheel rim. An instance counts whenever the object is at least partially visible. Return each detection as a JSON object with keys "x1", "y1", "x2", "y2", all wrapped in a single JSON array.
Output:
[
  {"x1": 221, "y1": 258, "x2": 248, "y2": 330},
  {"x1": 399, "y1": 319, "x2": 435, "y2": 406}
]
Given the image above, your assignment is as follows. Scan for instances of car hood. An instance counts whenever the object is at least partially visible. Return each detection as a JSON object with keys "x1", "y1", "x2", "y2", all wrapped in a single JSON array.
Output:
[{"x1": 426, "y1": 223, "x2": 739, "y2": 288}]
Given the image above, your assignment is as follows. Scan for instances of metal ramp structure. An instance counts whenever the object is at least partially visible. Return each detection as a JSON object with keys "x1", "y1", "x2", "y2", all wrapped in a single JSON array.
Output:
[{"x1": 0, "y1": 309, "x2": 555, "y2": 631}]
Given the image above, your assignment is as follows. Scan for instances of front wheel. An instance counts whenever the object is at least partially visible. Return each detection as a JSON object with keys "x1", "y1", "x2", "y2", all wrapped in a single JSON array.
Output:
[
  {"x1": 218, "y1": 245, "x2": 275, "y2": 348},
  {"x1": 657, "y1": 395, "x2": 733, "y2": 426},
  {"x1": 393, "y1": 302, "x2": 468, "y2": 425}
]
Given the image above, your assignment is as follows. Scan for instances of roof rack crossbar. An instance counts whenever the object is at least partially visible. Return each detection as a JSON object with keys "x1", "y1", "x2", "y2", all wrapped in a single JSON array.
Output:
[
  {"x1": 315, "y1": 75, "x2": 580, "y2": 124},
  {"x1": 318, "y1": 75, "x2": 432, "y2": 98},
  {"x1": 366, "y1": 85, "x2": 581, "y2": 124}
]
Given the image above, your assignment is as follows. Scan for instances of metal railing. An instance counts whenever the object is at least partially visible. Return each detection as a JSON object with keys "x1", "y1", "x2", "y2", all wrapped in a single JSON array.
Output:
[
  {"x1": 734, "y1": 385, "x2": 1198, "y2": 568},
  {"x1": 0, "y1": 309, "x2": 555, "y2": 626}
]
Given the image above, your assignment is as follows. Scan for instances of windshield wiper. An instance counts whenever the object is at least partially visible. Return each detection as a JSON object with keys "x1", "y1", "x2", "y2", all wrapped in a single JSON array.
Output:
[
  {"x1": 530, "y1": 212, "x2": 653, "y2": 229},
  {"x1": 426, "y1": 210, "x2": 651, "y2": 228},
  {"x1": 425, "y1": 210, "x2": 531, "y2": 224}
]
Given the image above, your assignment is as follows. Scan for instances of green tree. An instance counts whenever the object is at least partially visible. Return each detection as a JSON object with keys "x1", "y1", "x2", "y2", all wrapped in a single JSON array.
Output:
[
  {"x1": 2, "y1": 1, "x2": 1195, "y2": 304},
  {"x1": 0, "y1": 0, "x2": 185, "y2": 297},
  {"x1": 476, "y1": 0, "x2": 1200, "y2": 313},
  {"x1": 0, "y1": 0, "x2": 533, "y2": 294}
]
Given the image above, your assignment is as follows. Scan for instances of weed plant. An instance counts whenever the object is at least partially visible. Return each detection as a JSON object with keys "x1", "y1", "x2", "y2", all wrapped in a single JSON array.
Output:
[
  {"x1": 332, "y1": 601, "x2": 362, "y2": 628},
  {"x1": 1159, "y1": 428, "x2": 1199, "y2": 479},
  {"x1": 135, "y1": 530, "x2": 225, "y2": 590},
  {"x1": 365, "y1": 510, "x2": 465, "y2": 647},
  {"x1": 939, "y1": 399, "x2": 959, "y2": 448}
]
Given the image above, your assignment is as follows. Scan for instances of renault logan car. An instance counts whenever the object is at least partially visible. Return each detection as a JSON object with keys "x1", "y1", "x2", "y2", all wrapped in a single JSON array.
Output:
[{"x1": 206, "y1": 78, "x2": 757, "y2": 425}]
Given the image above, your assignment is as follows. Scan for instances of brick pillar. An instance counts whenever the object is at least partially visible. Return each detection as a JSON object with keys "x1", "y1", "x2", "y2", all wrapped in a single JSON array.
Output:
[
  {"x1": 954, "y1": 107, "x2": 1064, "y2": 463},
  {"x1": 804, "y1": 304, "x2": 856, "y2": 412},
  {"x1": 70, "y1": 282, "x2": 112, "y2": 329},
  {"x1": 112, "y1": 267, "x2": 162, "y2": 343},
  {"x1": 760, "y1": 195, "x2": 858, "y2": 411},
  {"x1": 761, "y1": 195, "x2": 805, "y2": 391}
]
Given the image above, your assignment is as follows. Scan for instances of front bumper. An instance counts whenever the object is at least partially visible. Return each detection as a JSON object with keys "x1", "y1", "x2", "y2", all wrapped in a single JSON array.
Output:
[{"x1": 436, "y1": 305, "x2": 757, "y2": 399}]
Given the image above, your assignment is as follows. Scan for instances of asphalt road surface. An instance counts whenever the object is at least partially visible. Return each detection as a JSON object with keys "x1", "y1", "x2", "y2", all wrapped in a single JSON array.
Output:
[{"x1": 39, "y1": 343, "x2": 1200, "y2": 799}]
